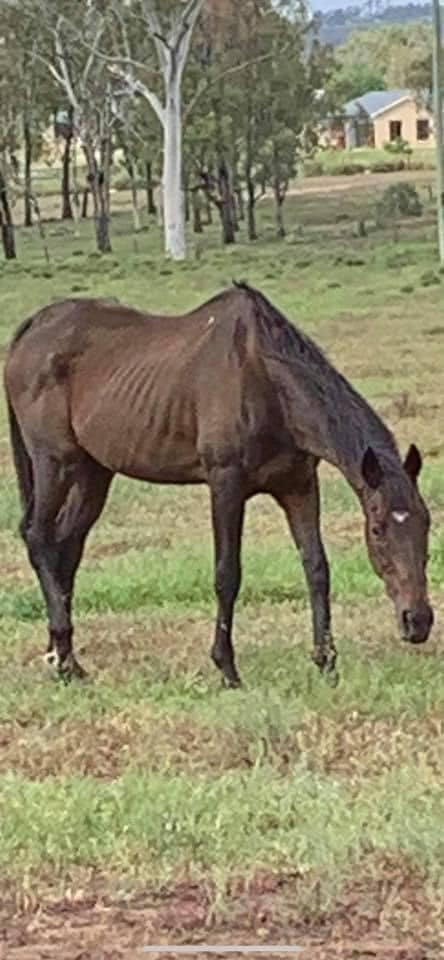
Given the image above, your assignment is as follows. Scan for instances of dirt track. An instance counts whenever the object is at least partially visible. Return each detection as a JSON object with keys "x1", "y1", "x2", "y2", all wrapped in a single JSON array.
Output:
[{"x1": 286, "y1": 169, "x2": 435, "y2": 197}]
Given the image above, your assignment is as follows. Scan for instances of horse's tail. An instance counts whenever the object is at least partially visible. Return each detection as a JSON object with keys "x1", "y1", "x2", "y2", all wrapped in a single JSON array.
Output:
[{"x1": 5, "y1": 392, "x2": 33, "y2": 519}]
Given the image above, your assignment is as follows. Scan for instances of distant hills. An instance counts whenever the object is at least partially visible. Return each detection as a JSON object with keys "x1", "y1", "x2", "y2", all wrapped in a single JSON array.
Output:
[{"x1": 316, "y1": 2, "x2": 433, "y2": 44}]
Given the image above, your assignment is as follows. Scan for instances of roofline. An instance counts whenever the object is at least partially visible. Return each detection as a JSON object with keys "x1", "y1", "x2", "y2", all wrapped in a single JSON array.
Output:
[{"x1": 369, "y1": 94, "x2": 413, "y2": 118}]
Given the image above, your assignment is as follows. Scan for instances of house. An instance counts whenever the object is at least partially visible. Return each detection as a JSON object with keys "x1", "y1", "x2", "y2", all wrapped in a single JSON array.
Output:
[{"x1": 321, "y1": 90, "x2": 434, "y2": 150}]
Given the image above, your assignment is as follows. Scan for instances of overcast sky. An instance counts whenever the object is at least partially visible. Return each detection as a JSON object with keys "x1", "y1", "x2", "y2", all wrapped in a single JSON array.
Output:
[{"x1": 314, "y1": 0, "x2": 427, "y2": 10}]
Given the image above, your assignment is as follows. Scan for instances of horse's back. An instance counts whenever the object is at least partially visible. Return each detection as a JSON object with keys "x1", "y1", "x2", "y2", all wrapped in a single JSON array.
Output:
[{"x1": 4, "y1": 292, "x2": 276, "y2": 483}]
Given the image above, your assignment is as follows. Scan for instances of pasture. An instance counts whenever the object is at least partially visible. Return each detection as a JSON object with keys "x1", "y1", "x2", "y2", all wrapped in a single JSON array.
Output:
[{"x1": 1, "y1": 173, "x2": 444, "y2": 958}]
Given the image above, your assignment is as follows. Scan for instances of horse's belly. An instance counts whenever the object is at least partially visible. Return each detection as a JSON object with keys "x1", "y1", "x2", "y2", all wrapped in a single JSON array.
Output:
[{"x1": 71, "y1": 377, "x2": 204, "y2": 483}]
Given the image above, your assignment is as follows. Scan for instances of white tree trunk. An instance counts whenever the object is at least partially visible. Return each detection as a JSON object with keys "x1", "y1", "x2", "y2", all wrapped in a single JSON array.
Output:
[
  {"x1": 157, "y1": 184, "x2": 164, "y2": 227},
  {"x1": 163, "y1": 88, "x2": 185, "y2": 260},
  {"x1": 109, "y1": 0, "x2": 205, "y2": 260}
]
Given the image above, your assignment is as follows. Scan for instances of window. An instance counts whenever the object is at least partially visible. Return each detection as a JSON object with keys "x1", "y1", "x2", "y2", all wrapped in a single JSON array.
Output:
[
  {"x1": 416, "y1": 119, "x2": 430, "y2": 141},
  {"x1": 389, "y1": 120, "x2": 402, "y2": 141}
]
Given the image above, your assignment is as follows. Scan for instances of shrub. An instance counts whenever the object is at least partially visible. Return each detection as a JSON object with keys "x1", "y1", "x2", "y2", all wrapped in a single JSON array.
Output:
[
  {"x1": 330, "y1": 161, "x2": 366, "y2": 176},
  {"x1": 370, "y1": 159, "x2": 405, "y2": 174},
  {"x1": 384, "y1": 137, "x2": 413, "y2": 156},
  {"x1": 376, "y1": 182, "x2": 423, "y2": 225},
  {"x1": 303, "y1": 159, "x2": 324, "y2": 178}
]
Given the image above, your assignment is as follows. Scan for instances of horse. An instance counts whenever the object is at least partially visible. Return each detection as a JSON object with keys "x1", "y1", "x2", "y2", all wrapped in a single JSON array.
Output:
[{"x1": 3, "y1": 282, "x2": 433, "y2": 686}]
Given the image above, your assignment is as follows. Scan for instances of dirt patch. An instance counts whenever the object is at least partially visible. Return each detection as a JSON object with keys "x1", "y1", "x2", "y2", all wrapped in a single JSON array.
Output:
[
  {"x1": 280, "y1": 712, "x2": 444, "y2": 782},
  {"x1": 0, "y1": 710, "x2": 252, "y2": 781},
  {"x1": 0, "y1": 855, "x2": 441, "y2": 959},
  {"x1": 86, "y1": 536, "x2": 174, "y2": 563},
  {"x1": 285, "y1": 169, "x2": 433, "y2": 198},
  {"x1": 2, "y1": 693, "x2": 444, "y2": 784}
]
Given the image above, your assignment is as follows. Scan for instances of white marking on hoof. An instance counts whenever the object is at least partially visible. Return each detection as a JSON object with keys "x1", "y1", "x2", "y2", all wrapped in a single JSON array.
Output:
[{"x1": 44, "y1": 650, "x2": 60, "y2": 669}]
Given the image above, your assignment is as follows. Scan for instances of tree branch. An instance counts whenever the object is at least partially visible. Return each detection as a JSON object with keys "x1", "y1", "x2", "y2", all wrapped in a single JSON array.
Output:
[
  {"x1": 184, "y1": 48, "x2": 282, "y2": 124},
  {"x1": 82, "y1": 17, "x2": 106, "y2": 91},
  {"x1": 196, "y1": 167, "x2": 224, "y2": 210},
  {"x1": 33, "y1": 50, "x2": 65, "y2": 88},
  {"x1": 108, "y1": 64, "x2": 165, "y2": 126},
  {"x1": 53, "y1": 17, "x2": 80, "y2": 112},
  {"x1": 83, "y1": 45, "x2": 155, "y2": 79},
  {"x1": 173, "y1": 0, "x2": 205, "y2": 84},
  {"x1": 140, "y1": 0, "x2": 169, "y2": 73}
]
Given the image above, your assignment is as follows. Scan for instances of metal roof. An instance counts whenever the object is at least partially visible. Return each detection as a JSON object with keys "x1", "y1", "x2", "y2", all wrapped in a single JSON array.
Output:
[{"x1": 344, "y1": 90, "x2": 412, "y2": 119}]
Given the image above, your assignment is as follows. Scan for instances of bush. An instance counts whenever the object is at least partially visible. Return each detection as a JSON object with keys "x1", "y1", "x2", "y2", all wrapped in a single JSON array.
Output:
[
  {"x1": 330, "y1": 161, "x2": 366, "y2": 176},
  {"x1": 303, "y1": 159, "x2": 324, "y2": 178},
  {"x1": 420, "y1": 270, "x2": 441, "y2": 287},
  {"x1": 376, "y1": 182, "x2": 423, "y2": 227},
  {"x1": 112, "y1": 169, "x2": 145, "y2": 192},
  {"x1": 112, "y1": 170, "x2": 132, "y2": 191},
  {"x1": 384, "y1": 137, "x2": 413, "y2": 156},
  {"x1": 369, "y1": 159, "x2": 405, "y2": 174}
]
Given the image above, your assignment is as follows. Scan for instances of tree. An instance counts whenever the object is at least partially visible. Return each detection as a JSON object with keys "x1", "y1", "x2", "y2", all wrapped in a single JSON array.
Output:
[
  {"x1": 110, "y1": 0, "x2": 205, "y2": 260},
  {"x1": 54, "y1": 11, "x2": 115, "y2": 252},
  {"x1": 0, "y1": 0, "x2": 56, "y2": 228},
  {"x1": 251, "y1": 13, "x2": 328, "y2": 238},
  {"x1": 432, "y1": 0, "x2": 444, "y2": 262},
  {"x1": 329, "y1": 22, "x2": 433, "y2": 101},
  {"x1": 0, "y1": 168, "x2": 16, "y2": 260},
  {"x1": 185, "y1": 0, "x2": 331, "y2": 243},
  {"x1": 19, "y1": 0, "x2": 117, "y2": 252},
  {"x1": 55, "y1": 106, "x2": 75, "y2": 221},
  {"x1": 328, "y1": 62, "x2": 386, "y2": 103},
  {"x1": 184, "y1": 0, "x2": 244, "y2": 245},
  {"x1": 0, "y1": 23, "x2": 19, "y2": 258}
]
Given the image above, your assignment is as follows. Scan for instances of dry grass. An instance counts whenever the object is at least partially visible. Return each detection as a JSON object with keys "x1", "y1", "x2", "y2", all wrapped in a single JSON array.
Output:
[{"x1": 0, "y1": 173, "x2": 444, "y2": 954}]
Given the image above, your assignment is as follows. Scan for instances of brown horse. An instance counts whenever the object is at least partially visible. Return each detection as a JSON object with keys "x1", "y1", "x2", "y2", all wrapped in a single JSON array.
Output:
[{"x1": 4, "y1": 283, "x2": 433, "y2": 685}]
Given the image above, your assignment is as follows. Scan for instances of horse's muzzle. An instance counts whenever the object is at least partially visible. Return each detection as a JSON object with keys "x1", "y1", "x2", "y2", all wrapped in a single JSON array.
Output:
[{"x1": 402, "y1": 604, "x2": 434, "y2": 644}]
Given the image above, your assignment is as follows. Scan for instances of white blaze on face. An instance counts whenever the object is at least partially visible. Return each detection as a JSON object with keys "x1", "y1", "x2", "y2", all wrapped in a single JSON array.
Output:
[{"x1": 392, "y1": 511, "x2": 410, "y2": 524}]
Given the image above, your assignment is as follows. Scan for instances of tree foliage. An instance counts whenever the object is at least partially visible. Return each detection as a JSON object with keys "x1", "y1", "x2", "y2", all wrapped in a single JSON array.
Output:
[
  {"x1": 0, "y1": 0, "x2": 333, "y2": 258},
  {"x1": 328, "y1": 21, "x2": 434, "y2": 104}
]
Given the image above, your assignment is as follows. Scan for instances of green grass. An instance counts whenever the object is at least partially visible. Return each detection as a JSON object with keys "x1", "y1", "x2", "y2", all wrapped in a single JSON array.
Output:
[
  {"x1": 1, "y1": 528, "x2": 444, "y2": 623},
  {"x1": 1, "y1": 763, "x2": 442, "y2": 894},
  {"x1": 0, "y1": 172, "x2": 444, "y2": 941},
  {"x1": 305, "y1": 146, "x2": 436, "y2": 177}
]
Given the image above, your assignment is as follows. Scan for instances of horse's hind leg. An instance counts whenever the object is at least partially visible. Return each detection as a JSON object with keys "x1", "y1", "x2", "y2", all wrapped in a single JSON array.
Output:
[
  {"x1": 209, "y1": 467, "x2": 245, "y2": 688},
  {"x1": 52, "y1": 458, "x2": 112, "y2": 676},
  {"x1": 23, "y1": 451, "x2": 111, "y2": 679}
]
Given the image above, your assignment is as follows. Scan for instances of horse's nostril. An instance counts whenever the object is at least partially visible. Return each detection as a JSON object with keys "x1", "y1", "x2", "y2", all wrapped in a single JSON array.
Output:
[{"x1": 402, "y1": 606, "x2": 433, "y2": 643}]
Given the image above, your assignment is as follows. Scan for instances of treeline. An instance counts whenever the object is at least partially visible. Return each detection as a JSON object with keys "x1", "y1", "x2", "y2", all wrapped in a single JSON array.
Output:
[
  {"x1": 317, "y1": 1, "x2": 434, "y2": 44},
  {"x1": 0, "y1": 0, "x2": 334, "y2": 262},
  {"x1": 327, "y1": 21, "x2": 433, "y2": 101}
]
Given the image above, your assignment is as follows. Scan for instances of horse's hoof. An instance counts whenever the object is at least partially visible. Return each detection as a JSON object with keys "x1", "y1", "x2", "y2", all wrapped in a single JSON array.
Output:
[
  {"x1": 58, "y1": 656, "x2": 89, "y2": 684},
  {"x1": 71, "y1": 659, "x2": 89, "y2": 681},
  {"x1": 44, "y1": 650, "x2": 59, "y2": 668},
  {"x1": 324, "y1": 667, "x2": 339, "y2": 688},
  {"x1": 222, "y1": 673, "x2": 242, "y2": 690}
]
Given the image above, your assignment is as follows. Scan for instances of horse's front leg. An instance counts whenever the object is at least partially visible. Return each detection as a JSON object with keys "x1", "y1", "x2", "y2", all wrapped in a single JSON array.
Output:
[
  {"x1": 275, "y1": 477, "x2": 338, "y2": 684},
  {"x1": 209, "y1": 466, "x2": 245, "y2": 688}
]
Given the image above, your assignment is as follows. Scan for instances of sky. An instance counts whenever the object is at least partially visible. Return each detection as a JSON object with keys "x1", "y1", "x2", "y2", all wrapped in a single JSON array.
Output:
[{"x1": 314, "y1": 0, "x2": 428, "y2": 10}]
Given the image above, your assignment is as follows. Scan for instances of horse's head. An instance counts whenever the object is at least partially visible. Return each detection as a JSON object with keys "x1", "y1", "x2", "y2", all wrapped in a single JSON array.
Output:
[{"x1": 360, "y1": 443, "x2": 433, "y2": 644}]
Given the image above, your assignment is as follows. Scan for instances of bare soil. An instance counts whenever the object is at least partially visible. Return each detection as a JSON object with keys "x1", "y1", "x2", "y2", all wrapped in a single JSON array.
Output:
[
  {"x1": 1, "y1": 857, "x2": 442, "y2": 960},
  {"x1": 287, "y1": 170, "x2": 434, "y2": 197}
]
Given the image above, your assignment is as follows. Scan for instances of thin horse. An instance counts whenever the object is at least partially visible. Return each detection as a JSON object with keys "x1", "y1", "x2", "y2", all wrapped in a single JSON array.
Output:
[{"x1": 4, "y1": 283, "x2": 433, "y2": 684}]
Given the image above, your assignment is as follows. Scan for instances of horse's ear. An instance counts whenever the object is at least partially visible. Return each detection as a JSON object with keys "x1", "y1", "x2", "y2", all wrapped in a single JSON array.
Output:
[
  {"x1": 361, "y1": 446, "x2": 383, "y2": 490},
  {"x1": 404, "y1": 443, "x2": 422, "y2": 485}
]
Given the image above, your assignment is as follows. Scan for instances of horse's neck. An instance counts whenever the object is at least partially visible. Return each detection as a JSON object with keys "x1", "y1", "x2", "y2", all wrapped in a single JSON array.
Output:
[{"x1": 276, "y1": 363, "x2": 399, "y2": 494}]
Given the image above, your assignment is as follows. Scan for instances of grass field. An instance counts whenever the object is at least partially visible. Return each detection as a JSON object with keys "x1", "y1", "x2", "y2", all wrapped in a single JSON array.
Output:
[{"x1": 1, "y1": 173, "x2": 444, "y2": 958}]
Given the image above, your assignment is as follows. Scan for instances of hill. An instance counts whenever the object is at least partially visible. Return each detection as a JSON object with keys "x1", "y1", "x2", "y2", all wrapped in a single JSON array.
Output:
[{"x1": 317, "y1": 2, "x2": 433, "y2": 44}]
